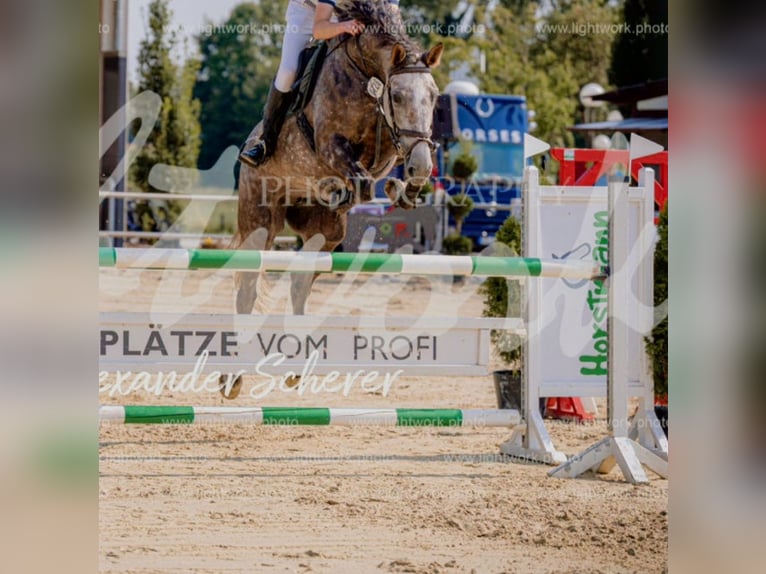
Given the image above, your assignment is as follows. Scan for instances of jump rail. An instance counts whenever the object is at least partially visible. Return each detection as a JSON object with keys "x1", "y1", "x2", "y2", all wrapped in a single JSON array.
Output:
[
  {"x1": 98, "y1": 247, "x2": 606, "y2": 280},
  {"x1": 100, "y1": 406, "x2": 521, "y2": 426}
]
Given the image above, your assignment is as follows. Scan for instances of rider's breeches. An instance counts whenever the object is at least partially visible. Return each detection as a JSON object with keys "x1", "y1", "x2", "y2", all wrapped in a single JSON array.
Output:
[{"x1": 274, "y1": 0, "x2": 315, "y2": 93}]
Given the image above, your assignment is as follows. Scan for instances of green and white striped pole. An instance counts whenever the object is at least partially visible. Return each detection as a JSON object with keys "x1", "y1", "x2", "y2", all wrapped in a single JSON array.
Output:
[
  {"x1": 99, "y1": 247, "x2": 605, "y2": 280},
  {"x1": 99, "y1": 406, "x2": 521, "y2": 427}
]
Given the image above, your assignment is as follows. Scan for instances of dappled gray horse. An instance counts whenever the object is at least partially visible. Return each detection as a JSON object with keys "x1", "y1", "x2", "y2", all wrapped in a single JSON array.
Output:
[{"x1": 234, "y1": 0, "x2": 442, "y2": 315}]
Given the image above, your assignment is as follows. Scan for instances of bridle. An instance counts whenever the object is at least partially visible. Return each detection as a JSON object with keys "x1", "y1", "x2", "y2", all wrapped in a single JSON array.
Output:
[{"x1": 343, "y1": 36, "x2": 437, "y2": 169}]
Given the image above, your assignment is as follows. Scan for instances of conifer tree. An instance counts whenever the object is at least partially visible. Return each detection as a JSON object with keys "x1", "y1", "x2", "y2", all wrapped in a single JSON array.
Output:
[{"x1": 130, "y1": 0, "x2": 201, "y2": 193}]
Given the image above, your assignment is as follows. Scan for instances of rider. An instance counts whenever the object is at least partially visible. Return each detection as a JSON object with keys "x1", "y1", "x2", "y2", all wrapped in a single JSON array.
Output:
[{"x1": 239, "y1": 0, "x2": 400, "y2": 168}]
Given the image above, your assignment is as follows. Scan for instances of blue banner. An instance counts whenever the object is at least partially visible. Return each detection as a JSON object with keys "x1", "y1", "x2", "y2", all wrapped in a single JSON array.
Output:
[{"x1": 453, "y1": 95, "x2": 528, "y2": 145}]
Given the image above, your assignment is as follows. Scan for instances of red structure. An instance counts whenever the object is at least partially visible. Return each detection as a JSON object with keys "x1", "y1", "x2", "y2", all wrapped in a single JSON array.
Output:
[
  {"x1": 544, "y1": 397, "x2": 594, "y2": 422},
  {"x1": 551, "y1": 148, "x2": 668, "y2": 212}
]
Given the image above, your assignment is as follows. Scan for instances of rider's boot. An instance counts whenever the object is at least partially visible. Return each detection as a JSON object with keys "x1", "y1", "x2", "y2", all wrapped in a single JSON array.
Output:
[{"x1": 239, "y1": 83, "x2": 293, "y2": 168}]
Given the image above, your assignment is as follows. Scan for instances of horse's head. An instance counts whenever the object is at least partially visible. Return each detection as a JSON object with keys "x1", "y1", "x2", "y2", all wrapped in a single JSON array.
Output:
[
  {"x1": 336, "y1": 1, "x2": 443, "y2": 208},
  {"x1": 384, "y1": 42, "x2": 443, "y2": 201},
  {"x1": 356, "y1": 34, "x2": 443, "y2": 208}
]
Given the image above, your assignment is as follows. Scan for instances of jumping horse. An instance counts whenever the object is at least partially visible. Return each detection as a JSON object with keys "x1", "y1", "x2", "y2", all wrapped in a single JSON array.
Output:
[{"x1": 234, "y1": 0, "x2": 443, "y2": 315}]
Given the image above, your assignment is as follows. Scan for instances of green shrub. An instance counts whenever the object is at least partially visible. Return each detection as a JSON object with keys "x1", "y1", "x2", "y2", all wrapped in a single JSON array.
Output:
[
  {"x1": 447, "y1": 195, "x2": 474, "y2": 234},
  {"x1": 418, "y1": 180, "x2": 434, "y2": 198},
  {"x1": 448, "y1": 144, "x2": 478, "y2": 234},
  {"x1": 479, "y1": 215, "x2": 523, "y2": 367},
  {"x1": 645, "y1": 204, "x2": 668, "y2": 397},
  {"x1": 442, "y1": 233, "x2": 473, "y2": 255},
  {"x1": 452, "y1": 152, "x2": 478, "y2": 181}
]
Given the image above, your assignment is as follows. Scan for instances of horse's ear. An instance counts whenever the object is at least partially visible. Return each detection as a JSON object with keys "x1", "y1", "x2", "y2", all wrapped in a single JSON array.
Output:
[
  {"x1": 422, "y1": 43, "x2": 444, "y2": 68},
  {"x1": 391, "y1": 43, "x2": 407, "y2": 68}
]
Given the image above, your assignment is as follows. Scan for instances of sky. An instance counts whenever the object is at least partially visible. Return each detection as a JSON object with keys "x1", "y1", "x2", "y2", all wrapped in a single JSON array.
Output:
[{"x1": 127, "y1": 0, "x2": 246, "y2": 82}]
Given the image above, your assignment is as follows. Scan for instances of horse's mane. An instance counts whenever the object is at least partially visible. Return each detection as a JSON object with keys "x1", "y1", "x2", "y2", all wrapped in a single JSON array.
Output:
[{"x1": 335, "y1": 0, "x2": 420, "y2": 64}]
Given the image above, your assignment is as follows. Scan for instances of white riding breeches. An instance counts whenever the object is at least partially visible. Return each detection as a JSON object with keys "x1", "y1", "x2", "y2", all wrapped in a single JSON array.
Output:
[{"x1": 274, "y1": 1, "x2": 316, "y2": 93}]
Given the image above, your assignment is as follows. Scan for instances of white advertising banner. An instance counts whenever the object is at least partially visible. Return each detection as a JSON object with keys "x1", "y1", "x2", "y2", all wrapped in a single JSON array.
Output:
[
  {"x1": 100, "y1": 313, "x2": 523, "y2": 377},
  {"x1": 524, "y1": 171, "x2": 654, "y2": 398}
]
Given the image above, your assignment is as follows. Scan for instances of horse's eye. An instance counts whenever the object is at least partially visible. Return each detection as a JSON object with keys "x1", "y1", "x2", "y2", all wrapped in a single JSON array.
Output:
[{"x1": 392, "y1": 93, "x2": 404, "y2": 105}]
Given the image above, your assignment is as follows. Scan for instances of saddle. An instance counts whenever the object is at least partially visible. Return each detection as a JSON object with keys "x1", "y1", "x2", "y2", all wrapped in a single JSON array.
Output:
[{"x1": 288, "y1": 41, "x2": 329, "y2": 122}]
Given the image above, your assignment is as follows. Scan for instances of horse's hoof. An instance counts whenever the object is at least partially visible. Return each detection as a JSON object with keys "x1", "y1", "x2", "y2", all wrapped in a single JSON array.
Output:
[
  {"x1": 284, "y1": 375, "x2": 301, "y2": 389},
  {"x1": 219, "y1": 374, "x2": 243, "y2": 399},
  {"x1": 397, "y1": 182, "x2": 423, "y2": 210},
  {"x1": 384, "y1": 178, "x2": 405, "y2": 198}
]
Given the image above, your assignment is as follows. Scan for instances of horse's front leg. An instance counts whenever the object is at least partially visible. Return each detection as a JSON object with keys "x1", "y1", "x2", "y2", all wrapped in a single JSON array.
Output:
[
  {"x1": 234, "y1": 204, "x2": 286, "y2": 314},
  {"x1": 285, "y1": 206, "x2": 347, "y2": 315},
  {"x1": 316, "y1": 133, "x2": 374, "y2": 207},
  {"x1": 384, "y1": 178, "x2": 422, "y2": 211}
]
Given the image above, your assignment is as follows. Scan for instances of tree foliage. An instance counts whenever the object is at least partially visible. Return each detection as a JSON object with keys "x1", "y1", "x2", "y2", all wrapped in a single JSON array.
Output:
[
  {"x1": 610, "y1": 0, "x2": 668, "y2": 88},
  {"x1": 542, "y1": 0, "x2": 618, "y2": 89},
  {"x1": 130, "y1": 0, "x2": 201, "y2": 192},
  {"x1": 475, "y1": 3, "x2": 566, "y2": 147},
  {"x1": 426, "y1": 1, "x2": 625, "y2": 146},
  {"x1": 194, "y1": 1, "x2": 288, "y2": 168},
  {"x1": 400, "y1": 0, "x2": 468, "y2": 46}
]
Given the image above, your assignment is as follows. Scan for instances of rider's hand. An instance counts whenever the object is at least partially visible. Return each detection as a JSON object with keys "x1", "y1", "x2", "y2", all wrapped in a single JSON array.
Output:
[{"x1": 341, "y1": 19, "x2": 364, "y2": 36}]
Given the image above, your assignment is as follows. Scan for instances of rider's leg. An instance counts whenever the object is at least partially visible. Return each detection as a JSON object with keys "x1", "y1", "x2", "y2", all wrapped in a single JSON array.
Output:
[
  {"x1": 239, "y1": 1, "x2": 314, "y2": 168},
  {"x1": 238, "y1": 83, "x2": 293, "y2": 168}
]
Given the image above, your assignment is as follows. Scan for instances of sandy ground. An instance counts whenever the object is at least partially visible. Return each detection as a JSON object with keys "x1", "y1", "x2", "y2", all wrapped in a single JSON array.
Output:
[{"x1": 99, "y1": 268, "x2": 668, "y2": 573}]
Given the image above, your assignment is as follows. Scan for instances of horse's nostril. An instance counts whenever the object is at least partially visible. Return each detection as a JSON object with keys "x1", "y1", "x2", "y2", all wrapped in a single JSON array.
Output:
[{"x1": 407, "y1": 166, "x2": 416, "y2": 178}]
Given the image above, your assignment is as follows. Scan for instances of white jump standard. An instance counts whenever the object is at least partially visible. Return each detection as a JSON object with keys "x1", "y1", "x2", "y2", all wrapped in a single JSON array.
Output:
[{"x1": 545, "y1": 175, "x2": 668, "y2": 483}]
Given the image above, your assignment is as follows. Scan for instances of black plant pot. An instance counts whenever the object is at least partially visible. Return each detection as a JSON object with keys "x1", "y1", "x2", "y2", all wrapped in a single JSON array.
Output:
[
  {"x1": 493, "y1": 370, "x2": 546, "y2": 415},
  {"x1": 493, "y1": 370, "x2": 521, "y2": 410},
  {"x1": 654, "y1": 405, "x2": 668, "y2": 437}
]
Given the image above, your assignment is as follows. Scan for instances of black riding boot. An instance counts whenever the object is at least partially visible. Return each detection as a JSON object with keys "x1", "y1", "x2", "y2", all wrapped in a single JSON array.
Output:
[{"x1": 239, "y1": 84, "x2": 293, "y2": 168}]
